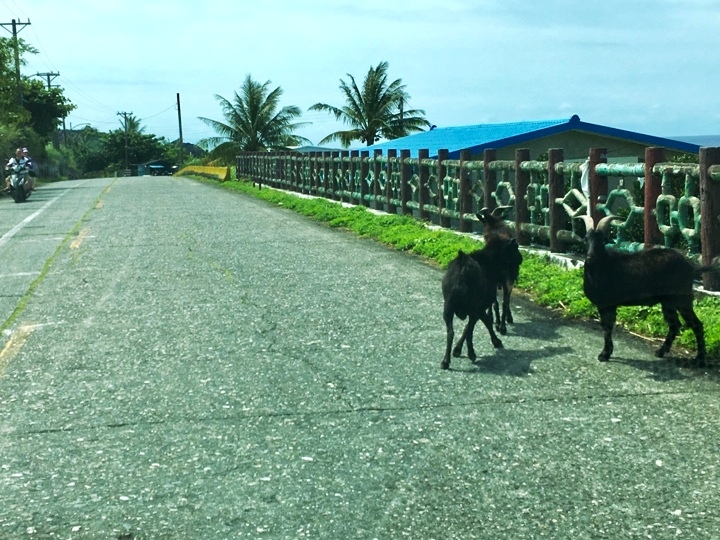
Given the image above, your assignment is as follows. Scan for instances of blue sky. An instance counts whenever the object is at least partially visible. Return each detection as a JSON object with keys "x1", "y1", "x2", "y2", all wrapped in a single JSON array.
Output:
[{"x1": 8, "y1": 0, "x2": 720, "y2": 146}]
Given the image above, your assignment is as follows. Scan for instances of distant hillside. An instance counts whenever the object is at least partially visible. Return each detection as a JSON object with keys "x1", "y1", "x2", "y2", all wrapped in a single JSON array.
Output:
[
  {"x1": 170, "y1": 141, "x2": 206, "y2": 158},
  {"x1": 671, "y1": 135, "x2": 720, "y2": 147}
]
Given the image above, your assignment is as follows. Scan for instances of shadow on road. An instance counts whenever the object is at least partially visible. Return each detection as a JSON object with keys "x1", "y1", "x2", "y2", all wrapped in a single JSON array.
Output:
[
  {"x1": 610, "y1": 356, "x2": 720, "y2": 383},
  {"x1": 449, "y1": 345, "x2": 575, "y2": 377},
  {"x1": 506, "y1": 319, "x2": 563, "y2": 341}
]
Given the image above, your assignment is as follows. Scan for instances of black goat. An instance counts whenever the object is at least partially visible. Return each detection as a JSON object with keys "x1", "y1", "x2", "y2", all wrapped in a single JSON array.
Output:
[
  {"x1": 579, "y1": 214, "x2": 717, "y2": 366},
  {"x1": 476, "y1": 206, "x2": 523, "y2": 335},
  {"x1": 441, "y1": 250, "x2": 503, "y2": 369}
]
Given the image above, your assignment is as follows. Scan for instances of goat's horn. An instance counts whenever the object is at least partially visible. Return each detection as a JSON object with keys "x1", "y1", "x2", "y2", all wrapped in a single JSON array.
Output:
[
  {"x1": 491, "y1": 205, "x2": 512, "y2": 218},
  {"x1": 575, "y1": 215, "x2": 595, "y2": 232},
  {"x1": 596, "y1": 215, "x2": 621, "y2": 234}
]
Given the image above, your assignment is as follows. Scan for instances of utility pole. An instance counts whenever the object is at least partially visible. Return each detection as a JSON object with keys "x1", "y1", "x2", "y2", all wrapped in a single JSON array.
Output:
[
  {"x1": 176, "y1": 93, "x2": 184, "y2": 166},
  {"x1": 34, "y1": 71, "x2": 59, "y2": 90},
  {"x1": 0, "y1": 18, "x2": 31, "y2": 105},
  {"x1": 117, "y1": 111, "x2": 130, "y2": 173},
  {"x1": 34, "y1": 71, "x2": 62, "y2": 147}
]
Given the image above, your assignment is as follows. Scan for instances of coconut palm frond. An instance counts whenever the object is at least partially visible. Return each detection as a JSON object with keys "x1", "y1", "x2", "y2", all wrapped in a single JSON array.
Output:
[
  {"x1": 309, "y1": 61, "x2": 429, "y2": 147},
  {"x1": 198, "y1": 75, "x2": 311, "y2": 156}
]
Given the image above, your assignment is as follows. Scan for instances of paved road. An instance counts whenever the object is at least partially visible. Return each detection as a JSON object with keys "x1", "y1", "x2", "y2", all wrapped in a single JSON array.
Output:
[{"x1": 0, "y1": 176, "x2": 719, "y2": 539}]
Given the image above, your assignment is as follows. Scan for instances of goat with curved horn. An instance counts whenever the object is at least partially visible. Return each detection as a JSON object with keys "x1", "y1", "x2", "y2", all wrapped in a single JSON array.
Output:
[
  {"x1": 490, "y1": 205, "x2": 513, "y2": 218},
  {"x1": 577, "y1": 213, "x2": 716, "y2": 366}
]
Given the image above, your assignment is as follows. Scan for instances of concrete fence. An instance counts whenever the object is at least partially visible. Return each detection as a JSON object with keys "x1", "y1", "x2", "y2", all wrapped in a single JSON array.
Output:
[{"x1": 237, "y1": 146, "x2": 720, "y2": 291}]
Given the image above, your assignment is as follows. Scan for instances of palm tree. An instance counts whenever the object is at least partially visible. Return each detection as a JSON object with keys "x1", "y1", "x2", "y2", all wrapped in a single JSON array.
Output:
[
  {"x1": 309, "y1": 61, "x2": 430, "y2": 147},
  {"x1": 118, "y1": 113, "x2": 145, "y2": 134},
  {"x1": 198, "y1": 75, "x2": 311, "y2": 158}
]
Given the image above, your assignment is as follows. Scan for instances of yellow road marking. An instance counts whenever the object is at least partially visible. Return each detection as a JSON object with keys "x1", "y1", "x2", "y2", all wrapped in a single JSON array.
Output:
[
  {"x1": 96, "y1": 199, "x2": 104, "y2": 209},
  {"x1": 70, "y1": 228, "x2": 89, "y2": 250},
  {"x1": 0, "y1": 324, "x2": 35, "y2": 378}
]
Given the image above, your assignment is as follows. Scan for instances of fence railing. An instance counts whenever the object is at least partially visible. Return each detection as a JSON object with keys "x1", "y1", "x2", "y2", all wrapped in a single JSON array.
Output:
[{"x1": 237, "y1": 146, "x2": 720, "y2": 291}]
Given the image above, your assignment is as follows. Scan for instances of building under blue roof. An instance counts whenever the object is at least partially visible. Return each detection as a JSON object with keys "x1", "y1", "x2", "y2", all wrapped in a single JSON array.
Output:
[{"x1": 362, "y1": 114, "x2": 701, "y2": 160}]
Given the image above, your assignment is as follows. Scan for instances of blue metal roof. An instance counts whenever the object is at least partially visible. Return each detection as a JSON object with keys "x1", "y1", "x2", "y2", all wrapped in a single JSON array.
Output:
[{"x1": 361, "y1": 114, "x2": 700, "y2": 158}]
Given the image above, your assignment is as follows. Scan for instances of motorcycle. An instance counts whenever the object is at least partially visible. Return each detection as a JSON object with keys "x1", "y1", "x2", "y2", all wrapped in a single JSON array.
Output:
[{"x1": 5, "y1": 163, "x2": 30, "y2": 203}]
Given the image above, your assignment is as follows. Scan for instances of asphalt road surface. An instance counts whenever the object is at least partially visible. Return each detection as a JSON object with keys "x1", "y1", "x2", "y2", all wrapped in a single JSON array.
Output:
[{"x1": 0, "y1": 176, "x2": 718, "y2": 539}]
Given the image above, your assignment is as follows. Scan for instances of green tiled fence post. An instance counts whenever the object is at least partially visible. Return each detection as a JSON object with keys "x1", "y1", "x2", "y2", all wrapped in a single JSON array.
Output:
[
  {"x1": 644, "y1": 147, "x2": 665, "y2": 247},
  {"x1": 589, "y1": 147, "x2": 608, "y2": 224},
  {"x1": 438, "y1": 149, "x2": 450, "y2": 228},
  {"x1": 418, "y1": 149, "x2": 430, "y2": 221},
  {"x1": 373, "y1": 149, "x2": 383, "y2": 211},
  {"x1": 387, "y1": 149, "x2": 397, "y2": 214},
  {"x1": 516, "y1": 148, "x2": 532, "y2": 247},
  {"x1": 360, "y1": 151, "x2": 370, "y2": 207},
  {"x1": 483, "y1": 148, "x2": 497, "y2": 212},
  {"x1": 400, "y1": 149, "x2": 411, "y2": 216},
  {"x1": 341, "y1": 150, "x2": 350, "y2": 202},
  {"x1": 700, "y1": 147, "x2": 720, "y2": 291},
  {"x1": 547, "y1": 148, "x2": 565, "y2": 252},
  {"x1": 459, "y1": 149, "x2": 473, "y2": 233}
]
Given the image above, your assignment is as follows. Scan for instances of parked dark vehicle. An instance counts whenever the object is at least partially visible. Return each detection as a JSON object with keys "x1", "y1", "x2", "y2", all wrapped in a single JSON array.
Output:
[{"x1": 149, "y1": 165, "x2": 168, "y2": 176}]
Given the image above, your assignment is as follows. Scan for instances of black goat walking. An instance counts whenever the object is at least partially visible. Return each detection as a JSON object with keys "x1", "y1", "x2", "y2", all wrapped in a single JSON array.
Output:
[
  {"x1": 579, "y1": 214, "x2": 717, "y2": 366},
  {"x1": 441, "y1": 250, "x2": 503, "y2": 369},
  {"x1": 476, "y1": 206, "x2": 523, "y2": 335}
]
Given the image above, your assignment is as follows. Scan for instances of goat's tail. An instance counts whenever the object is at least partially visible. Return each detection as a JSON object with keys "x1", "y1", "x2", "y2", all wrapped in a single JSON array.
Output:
[{"x1": 694, "y1": 256, "x2": 720, "y2": 278}]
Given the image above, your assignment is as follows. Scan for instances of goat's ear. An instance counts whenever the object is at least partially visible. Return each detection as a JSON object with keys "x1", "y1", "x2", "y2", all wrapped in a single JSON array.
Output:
[{"x1": 476, "y1": 207, "x2": 490, "y2": 221}]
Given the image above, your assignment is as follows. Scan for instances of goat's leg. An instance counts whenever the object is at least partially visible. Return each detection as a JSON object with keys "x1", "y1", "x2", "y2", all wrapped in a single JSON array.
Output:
[
  {"x1": 677, "y1": 305, "x2": 706, "y2": 367},
  {"x1": 488, "y1": 299, "x2": 507, "y2": 335},
  {"x1": 656, "y1": 303, "x2": 681, "y2": 359},
  {"x1": 455, "y1": 316, "x2": 479, "y2": 362},
  {"x1": 504, "y1": 280, "x2": 514, "y2": 324},
  {"x1": 441, "y1": 309, "x2": 455, "y2": 370},
  {"x1": 597, "y1": 307, "x2": 617, "y2": 361},
  {"x1": 478, "y1": 309, "x2": 504, "y2": 350},
  {"x1": 497, "y1": 281, "x2": 514, "y2": 334},
  {"x1": 452, "y1": 319, "x2": 469, "y2": 358}
]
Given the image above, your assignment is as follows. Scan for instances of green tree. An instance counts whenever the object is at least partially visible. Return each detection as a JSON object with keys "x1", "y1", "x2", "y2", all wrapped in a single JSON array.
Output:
[
  {"x1": 198, "y1": 74, "x2": 311, "y2": 162},
  {"x1": 0, "y1": 35, "x2": 75, "y2": 165},
  {"x1": 103, "y1": 129, "x2": 165, "y2": 170},
  {"x1": 309, "y1": 61, "x2": 430, "y2": 147},
  {"x1": 68, "y1": 126, "x2": 108, "y2": 175},
  {"x1": 21, "y1": 78, "x2": 75, "y2": 139},
  {"x1": 0, "y1": 36, "x2": 36, "y2": 126}
]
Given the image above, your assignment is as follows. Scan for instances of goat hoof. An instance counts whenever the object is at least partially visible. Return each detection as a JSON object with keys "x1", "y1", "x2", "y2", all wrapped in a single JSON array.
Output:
[
  {"x1": 440, "y1": 360, "x2": 450, "y2": 370},
  {"x1": 452, "y1": 347, "x2": 463, "y2": 358},
  {"x1": 597, "y1": 353, "x2": 610, "y2": 362},
  {"x1": 492, "y1": 340, "x2": 504, "y2": 349},
  {"x1": 654, "y1": 347, "x2": 667, "y2": 358},
  {"x1": 498, "y1": 326, "x2": 507, "y2": 336}
]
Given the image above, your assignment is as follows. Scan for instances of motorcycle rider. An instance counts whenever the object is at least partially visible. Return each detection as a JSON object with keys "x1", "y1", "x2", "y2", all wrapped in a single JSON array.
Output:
[
  {"x1": 4, "y1": 147, "x2": 33, "y2": 194},
  {"x1": 22, "y1": 147, "x2": 36, "y2": 192}
]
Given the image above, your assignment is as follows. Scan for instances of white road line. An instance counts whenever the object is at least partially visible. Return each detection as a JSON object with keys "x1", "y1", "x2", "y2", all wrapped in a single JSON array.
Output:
[
  {"x1": 0, "y1": 272, "x2": 40, "y2": 278},
  {"x1": 0, "y1": 193, "x2": 66, "y2": 248}
]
